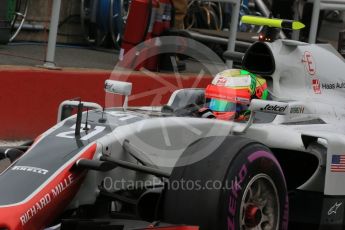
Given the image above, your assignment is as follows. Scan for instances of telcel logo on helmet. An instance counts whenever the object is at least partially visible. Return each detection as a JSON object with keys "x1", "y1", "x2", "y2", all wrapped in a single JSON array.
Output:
[{"x1": 262, "y1": 104, "x2": 288, "y2": 112}]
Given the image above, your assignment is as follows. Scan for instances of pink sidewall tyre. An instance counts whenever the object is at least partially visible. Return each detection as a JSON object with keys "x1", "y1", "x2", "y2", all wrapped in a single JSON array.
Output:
[{"x1": 163, "y1": 136, "x2": 288, "y2": 230}]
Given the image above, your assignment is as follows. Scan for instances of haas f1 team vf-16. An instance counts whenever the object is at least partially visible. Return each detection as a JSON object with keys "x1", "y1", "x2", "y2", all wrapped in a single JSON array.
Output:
[{"x1": 2, "y1": 19, "x2": 345, "y2": 230}]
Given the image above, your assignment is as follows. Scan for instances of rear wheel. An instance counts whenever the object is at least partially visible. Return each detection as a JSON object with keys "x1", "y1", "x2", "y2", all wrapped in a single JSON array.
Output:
[{"x1": 163, "y1": 136, "x2": 288, "y2": 230}]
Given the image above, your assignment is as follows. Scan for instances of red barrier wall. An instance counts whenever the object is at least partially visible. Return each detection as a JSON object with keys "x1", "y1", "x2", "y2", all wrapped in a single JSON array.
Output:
[{"x1": 0, "y1": 67, "x2": 212, "y2": 140}]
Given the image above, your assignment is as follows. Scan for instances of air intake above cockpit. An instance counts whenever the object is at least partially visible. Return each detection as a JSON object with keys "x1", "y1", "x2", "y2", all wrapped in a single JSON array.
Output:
[{"x1": 242, "y1": 42, "x2": 275, "y2": 76}]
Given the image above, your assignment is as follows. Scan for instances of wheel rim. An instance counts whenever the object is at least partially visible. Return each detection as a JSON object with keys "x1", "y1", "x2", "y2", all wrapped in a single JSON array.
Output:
[{"x1": 240, "y1": 174, "x2": 280, "y2": 230}]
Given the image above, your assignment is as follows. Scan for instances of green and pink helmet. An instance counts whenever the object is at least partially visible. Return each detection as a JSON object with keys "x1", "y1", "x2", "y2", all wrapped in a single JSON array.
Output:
[{"x1": 205, "y1": 69, "x2": 269, "y2": 120}]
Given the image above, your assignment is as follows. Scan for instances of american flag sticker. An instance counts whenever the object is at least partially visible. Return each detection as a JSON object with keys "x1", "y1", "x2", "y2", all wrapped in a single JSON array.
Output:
[{"x1": 331, "y1": 155, "x2": 345, "y2": 172}]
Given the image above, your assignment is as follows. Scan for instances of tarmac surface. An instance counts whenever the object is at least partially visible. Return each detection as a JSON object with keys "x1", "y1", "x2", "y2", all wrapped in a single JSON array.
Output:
[{"x1": 0, "y1": 43, "x2": 118, "y2": 70}]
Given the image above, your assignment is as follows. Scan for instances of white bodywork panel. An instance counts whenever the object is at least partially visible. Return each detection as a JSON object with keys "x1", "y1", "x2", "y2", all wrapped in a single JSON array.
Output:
[{"x1": 62, "y1": 39, "x2": 345, "y2": 208}]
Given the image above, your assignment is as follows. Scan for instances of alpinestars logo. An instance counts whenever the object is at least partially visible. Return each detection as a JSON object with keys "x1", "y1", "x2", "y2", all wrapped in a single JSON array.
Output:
[{"x1": 328, "y1": 202, "x2": 342, "y2": 215}]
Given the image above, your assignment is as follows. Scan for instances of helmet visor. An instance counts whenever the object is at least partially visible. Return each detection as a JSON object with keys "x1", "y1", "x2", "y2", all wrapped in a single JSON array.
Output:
[{"x1": 207, "y1": 98, "x2": 249, "y2": 112}]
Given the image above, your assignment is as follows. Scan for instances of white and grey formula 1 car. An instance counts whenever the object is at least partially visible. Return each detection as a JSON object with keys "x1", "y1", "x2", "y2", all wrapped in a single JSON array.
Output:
[{"x1": 1, "y1": 35, "x2": 345, "y2": 230}]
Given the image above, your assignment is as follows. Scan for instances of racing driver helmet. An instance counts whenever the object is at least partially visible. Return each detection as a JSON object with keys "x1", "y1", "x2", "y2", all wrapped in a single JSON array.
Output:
[{"x1": 205, "y1": 69, "x2": 269, "y2": 121}]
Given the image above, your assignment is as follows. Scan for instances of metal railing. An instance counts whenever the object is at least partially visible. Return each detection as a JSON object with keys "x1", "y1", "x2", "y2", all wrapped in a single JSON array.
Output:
[
  {"x1": 220, "y1": 0, "x2": 241, "y2": 68},
  {"x1": 309, "y1": 0, "x2": 345, "y2": 43},
  {"x1": 43, "y1": 0, "x2": 61, "y2": 69},
  {"x1": 200, "y1": 0, "x2": 251, "y2": 67}
]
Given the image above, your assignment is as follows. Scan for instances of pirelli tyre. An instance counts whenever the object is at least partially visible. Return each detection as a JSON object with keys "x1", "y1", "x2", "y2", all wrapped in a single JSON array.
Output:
[{"x1": 163, "y1": 136, "x2": 289, "y2": 230}]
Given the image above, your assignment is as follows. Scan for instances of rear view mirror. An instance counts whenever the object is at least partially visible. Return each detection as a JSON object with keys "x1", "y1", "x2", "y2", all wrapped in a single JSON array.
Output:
[
  {"x1": 105, "y1": 80, "x2": 132, "y2": 110},
  {"x1": 105, "y1": 80, "x2": 132, "y2": 96}
]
